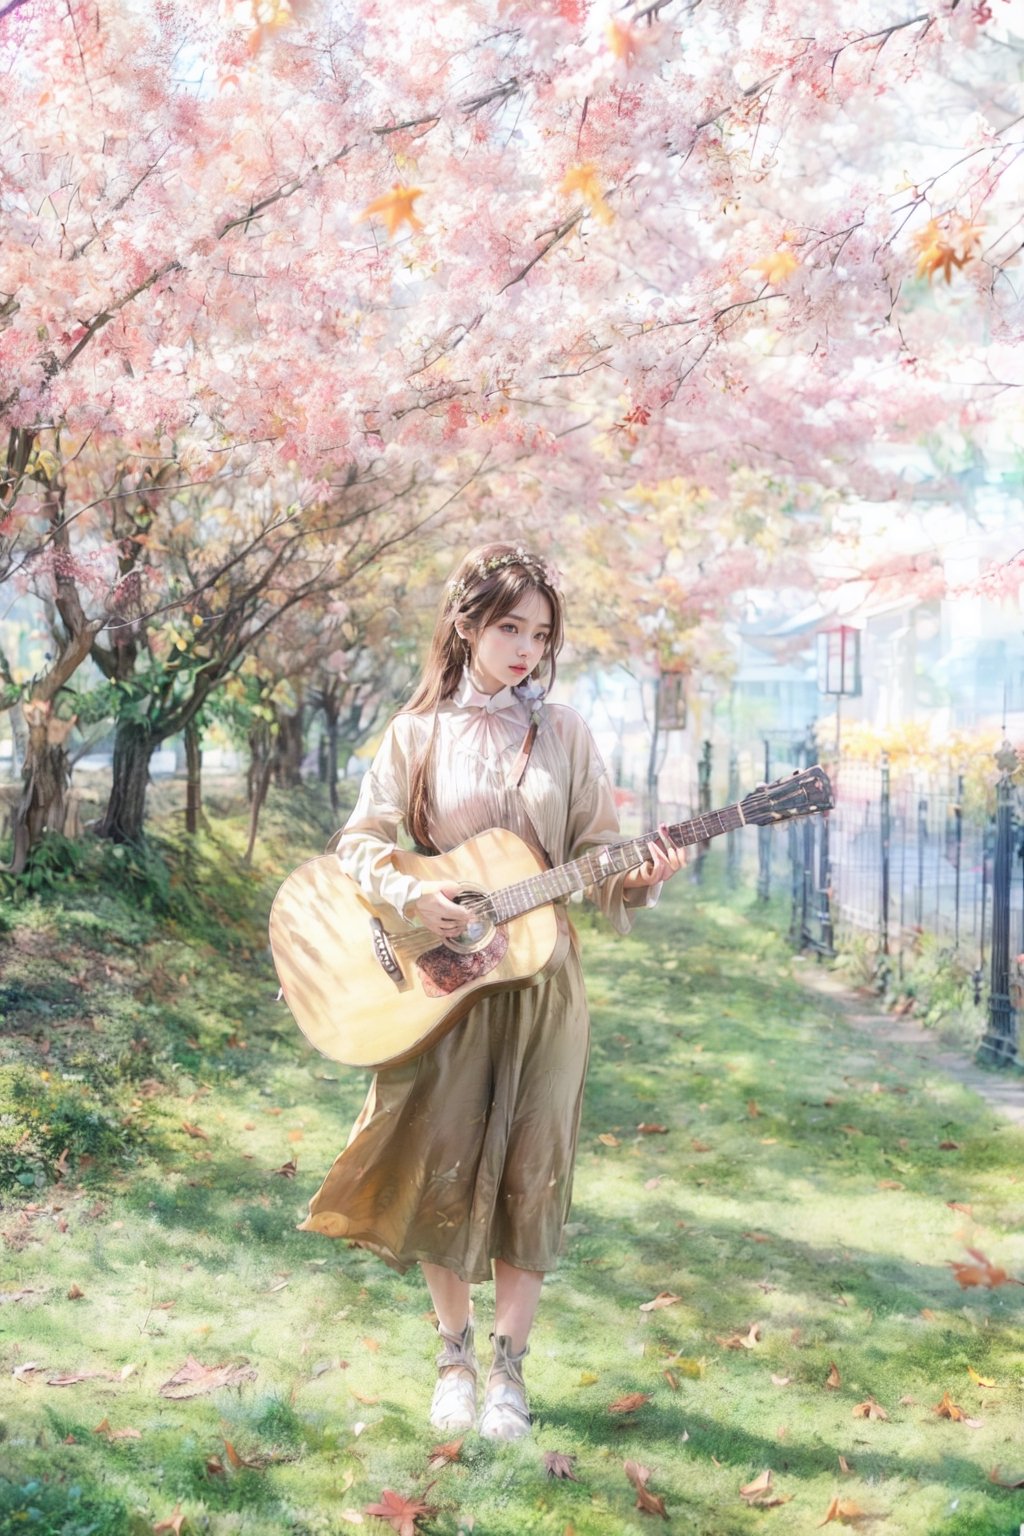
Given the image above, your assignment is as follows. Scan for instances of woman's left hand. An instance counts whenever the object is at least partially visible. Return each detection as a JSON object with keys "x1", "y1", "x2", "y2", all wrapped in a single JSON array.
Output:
[{"x1": 622, "y1": 823, "x2": 688, "y2": 890}]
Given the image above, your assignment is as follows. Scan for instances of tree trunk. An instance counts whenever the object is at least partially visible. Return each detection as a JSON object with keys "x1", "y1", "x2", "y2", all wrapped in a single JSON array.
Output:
[
  {"x1": 244, "y1": 723, "x2": 274, "y2": 866},
  {"x1": 325, "y1": 715, "x2": 339, "y2": 814},
  {"x1": 95, "y1": 719, "x2": 156, "y2": 843},
  {"x1": 184, "y1": 719, "x2": 202, "y2": 836},
  {"x1": 272, "y1": 707, "x2": 304, "y2": 788},
  {"x1": 9, "y1": 702, "x2": 28, "y2": 778},
  {"x1": 5, "y1": 703, "x2": 76, "y2": 874}
]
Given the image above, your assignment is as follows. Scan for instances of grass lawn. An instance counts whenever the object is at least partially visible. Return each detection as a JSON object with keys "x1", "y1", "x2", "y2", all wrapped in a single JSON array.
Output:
[{"x1": 1, "y1": 796, "x2": 1023, "y2": 1536}]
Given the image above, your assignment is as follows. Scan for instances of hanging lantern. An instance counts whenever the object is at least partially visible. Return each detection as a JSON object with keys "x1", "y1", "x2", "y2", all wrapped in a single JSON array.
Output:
[
  {"x1": 817, "y1": 625, "x2": 862, "y2": 697},
  {"x1": 659, "y1": 667, "x2": 688, "y2": 730}
]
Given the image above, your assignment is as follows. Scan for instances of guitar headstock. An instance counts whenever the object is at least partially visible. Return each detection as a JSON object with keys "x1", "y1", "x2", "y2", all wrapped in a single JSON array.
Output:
[{"x1": 740, "y1": 765, "x2": 834, "y2": 825}]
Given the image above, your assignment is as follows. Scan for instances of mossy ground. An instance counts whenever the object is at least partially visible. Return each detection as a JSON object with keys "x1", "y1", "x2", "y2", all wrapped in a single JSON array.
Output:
[{"x1": 1, "y1": 790, "x2": 1023, "y2": 1536}]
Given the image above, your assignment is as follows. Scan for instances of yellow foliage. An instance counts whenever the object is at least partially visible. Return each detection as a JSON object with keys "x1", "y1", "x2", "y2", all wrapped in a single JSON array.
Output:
[
  {"x1": 359, "y1": 184, "x2": 424, "y2": 238},
  {"x1": 912, "y1": 215, "x2": 983, "y2": 284},
  {"x1": 560, "y1": 162, "x2": 614, "y2": 225},
  {"x1": 606, "y1": 19, "x2": 638, "y2": 63},
  {"x1": 753, "y1": 249, "x2": 799, "y2": 285}
]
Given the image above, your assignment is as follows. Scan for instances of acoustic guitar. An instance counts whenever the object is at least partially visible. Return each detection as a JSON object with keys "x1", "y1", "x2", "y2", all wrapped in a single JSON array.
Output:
[{"x1": 269, "y1": 765, "x2": 833, "y2": 1071}]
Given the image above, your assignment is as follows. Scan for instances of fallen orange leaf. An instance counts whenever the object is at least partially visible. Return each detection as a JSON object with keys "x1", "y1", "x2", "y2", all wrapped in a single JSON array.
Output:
[
  {"x1": 158, "y1": 1355, "x2": 257, "y2": 1399},
  {"x1": 181, "y1": 1122, "x2": 208, "y2": 1140},
  {"x1": 598, "y1": 1133, "x2": 621, "y2": 1147},
  {"x1": 364, "y1": 1487, "x2": 436, "y2": 1534},
  {"x1": 637, "y1": 1123, "x2": 668, "y2": 1135},
  {"x1": 426, "y1": 1438, "x2": 463, "y2": 1471},
  {"x1": 738, "y1": 1468, "x2": 789, "y2": 1506},
  {"x1": 825, "y1": 1361, "x2": 842, "y2": 1390},
  {"x1": 989, "y1": 1466, "x2": 1024, "y2": 1488},
  {"x1": 852, "y1": 1397, "x2": 888, "y2": 1420},
  {"x1": 818, "y1": 1494, "x2": 867, "y2": 1525},
  {"x1": 624, "y1": 1460, "x2": 669, "y2": 1518},
  {"x1": 607, "y1": 1392, "x2": 651, "y2": 1414},
  {"x1": 639, "y1": 1292, "x2": 681, "y2": 1312},
  {"x1": 948, "y1": 1247, "x2": 1019, "y2": 1289},
  {"x1": 718, "y1": 1323, "x2": 761, "y2": 1350},
  {"x1": 153, "y1": 1507, "x2": 187, "y2": 1536},
  {"x1": 934, "y1": 1391, "x2": 966, "y2": 1420},
  {"x1": 93, "y1": 1417, "x2": 142, "y2": 1440},
  {"x1": 544, "y1": 1450, "x2": 579, "y2": 1480}
]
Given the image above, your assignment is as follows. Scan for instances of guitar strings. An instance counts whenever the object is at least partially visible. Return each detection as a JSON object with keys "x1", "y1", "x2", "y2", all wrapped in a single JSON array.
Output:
[{"x1": 381, "y1": 782, "x2": 824, "y2": 959}]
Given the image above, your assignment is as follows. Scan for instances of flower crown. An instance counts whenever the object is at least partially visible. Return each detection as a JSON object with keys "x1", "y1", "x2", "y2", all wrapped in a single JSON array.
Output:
[{"x1": 446, "y1": 546, "x2": 557, "y2": 612}]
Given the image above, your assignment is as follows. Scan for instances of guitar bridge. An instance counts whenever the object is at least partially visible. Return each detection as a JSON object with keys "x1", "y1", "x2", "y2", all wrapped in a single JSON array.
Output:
[{"x1": 370, "y1": 917, "x2": 405, "y2": 989}]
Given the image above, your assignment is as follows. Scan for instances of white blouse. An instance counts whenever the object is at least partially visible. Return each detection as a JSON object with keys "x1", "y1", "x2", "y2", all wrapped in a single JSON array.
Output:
[{"x1": 336, "y1": 673, "x2": 658, "y2": 934}]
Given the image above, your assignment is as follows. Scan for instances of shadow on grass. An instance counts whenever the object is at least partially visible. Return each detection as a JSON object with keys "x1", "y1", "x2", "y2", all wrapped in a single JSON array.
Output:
[{"x1": 536, "y1": 1395, "x2": 1020, "y2": 1508}]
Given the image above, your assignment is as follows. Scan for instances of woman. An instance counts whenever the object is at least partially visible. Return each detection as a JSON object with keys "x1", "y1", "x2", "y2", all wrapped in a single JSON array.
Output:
[{"x1": 300, "y1": 543, "x2": 685, "y2": 1440}]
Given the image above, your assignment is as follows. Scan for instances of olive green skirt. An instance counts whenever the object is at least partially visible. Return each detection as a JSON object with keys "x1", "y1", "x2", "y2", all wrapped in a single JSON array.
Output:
[{"x1": 299, "y1": 949, "x2": 590, "y2": 1283}]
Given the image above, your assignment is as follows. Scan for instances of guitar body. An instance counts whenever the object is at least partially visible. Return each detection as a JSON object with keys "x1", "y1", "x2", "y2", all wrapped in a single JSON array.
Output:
[{"x1": 269, "y1": 826, "x2": 570, "y2": 1071}]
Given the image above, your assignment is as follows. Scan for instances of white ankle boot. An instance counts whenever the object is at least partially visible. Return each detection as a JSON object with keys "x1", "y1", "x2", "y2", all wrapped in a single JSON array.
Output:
[
  {"x1": 429, "y1": 1317, "x2": 478, "y2": 1432},
  {"x1": 479, "y1": 1333, "x2": 531, "y2": 1441}
]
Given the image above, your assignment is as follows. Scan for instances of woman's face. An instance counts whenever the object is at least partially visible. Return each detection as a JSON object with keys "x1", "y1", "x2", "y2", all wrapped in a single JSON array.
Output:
[{"x1": 463, "y1": 587, "x2": 553, "y2": 695}]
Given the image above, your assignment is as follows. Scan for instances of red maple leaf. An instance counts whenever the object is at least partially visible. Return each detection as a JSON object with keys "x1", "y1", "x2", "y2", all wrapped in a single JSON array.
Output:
[{"x1": 364, "y1": 1488, "x2": 436, "y2": 1536}]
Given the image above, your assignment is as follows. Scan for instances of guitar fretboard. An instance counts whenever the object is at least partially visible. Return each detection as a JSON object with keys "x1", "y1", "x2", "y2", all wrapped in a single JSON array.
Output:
[{"x1": 477, "y1": 804, "x2": 745, "y2": 925}]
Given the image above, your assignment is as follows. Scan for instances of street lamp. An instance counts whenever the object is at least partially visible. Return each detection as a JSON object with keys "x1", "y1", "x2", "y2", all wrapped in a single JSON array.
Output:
[{"x1": 817, "y1": 624, "x2": 862, "y2": 755}]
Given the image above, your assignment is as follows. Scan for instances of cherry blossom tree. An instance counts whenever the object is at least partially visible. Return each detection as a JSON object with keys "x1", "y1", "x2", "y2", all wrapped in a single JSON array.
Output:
[
  {"x1": 2, "y1": 0, "x2": 1021, "y2": 860},
  {"x1": 4, "y1": 1, "x2": 1019, "y2": 501}
]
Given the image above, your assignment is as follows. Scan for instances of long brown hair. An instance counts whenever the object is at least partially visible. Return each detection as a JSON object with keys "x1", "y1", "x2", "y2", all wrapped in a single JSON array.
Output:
[{"x1": 404, "y1": 543, "x2": 565, "y2": 849}]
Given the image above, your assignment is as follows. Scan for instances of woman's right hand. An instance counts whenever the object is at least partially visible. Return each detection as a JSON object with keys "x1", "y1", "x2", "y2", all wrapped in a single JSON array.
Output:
[{"x1": 409, "y1": 882, "x2": 471, "y2": 937}]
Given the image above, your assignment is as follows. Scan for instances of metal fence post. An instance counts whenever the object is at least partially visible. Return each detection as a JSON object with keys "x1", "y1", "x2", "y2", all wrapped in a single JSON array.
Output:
[
  {"x1": 789, "y1": 734, "x2": 805, "y2": 943},
  {"x1": 818, "y1": 784, "x2": 835, "y2": 957},
  {"x1": 877, "y1": 751, "x2": 891, "y2": 989},
  {"x1": 757, "y1": 738, "x2": 772, "y2": 903},
  {"x1": 977, "y1": 741, "x2": 1019, "y2": 1067},
  {"x1": 916, "y1": 794, "x2": 928, "y2": 930},
  {"x1": 953, "y1": 772, "x2": 963, "y2": 950},
  {"x1": 726, "y1": 749, "x2": 740, "y2": 883},
  {"x1": 695, "y1": 739, "x2": 712, "y2": 884}
]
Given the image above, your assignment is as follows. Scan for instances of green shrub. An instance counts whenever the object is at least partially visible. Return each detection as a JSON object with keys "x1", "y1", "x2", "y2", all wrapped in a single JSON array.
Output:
[
  {"x1": 96, "y1": 839, "x2": 173, "y2": 915},
  {"x1": 0, "y1": 1475, "x2": 139, "y2": 1536},
  {"x1": 0, "y1": 833, "x2": 84, "y2": 900},
  {"x1": 0, "y1": 1066, "x2": 142, "y2": 1193}
]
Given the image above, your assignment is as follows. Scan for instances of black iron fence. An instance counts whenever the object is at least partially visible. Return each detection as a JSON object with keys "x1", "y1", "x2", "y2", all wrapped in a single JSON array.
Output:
[{"x1": 663, "y1": 734, "x2": 1024, "y2": 1068}]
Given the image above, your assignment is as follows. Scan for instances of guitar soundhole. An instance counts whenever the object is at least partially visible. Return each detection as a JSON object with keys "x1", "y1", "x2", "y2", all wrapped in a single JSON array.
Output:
[{"x1": 416, "y1": 929, "x2": 509, "y2": 998}]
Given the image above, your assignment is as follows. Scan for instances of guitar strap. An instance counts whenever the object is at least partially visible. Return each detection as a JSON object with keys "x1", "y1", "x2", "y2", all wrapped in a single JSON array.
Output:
[
  {"x1": 507, "y1": 718, "x2": 538, "y2": 791},
  {"x1": 506, "y1": 716, "x2": 557, "y2": 871}
]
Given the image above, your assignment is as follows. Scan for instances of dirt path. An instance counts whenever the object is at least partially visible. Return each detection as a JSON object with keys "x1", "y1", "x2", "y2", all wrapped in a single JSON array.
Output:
[{"x1": 793, "y1": 954, "x2": 1024, "y2": 1128}]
